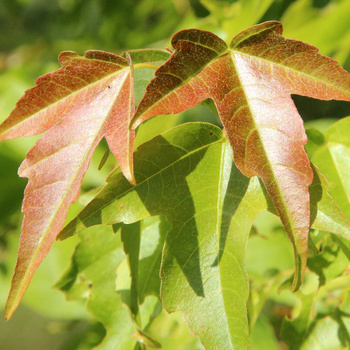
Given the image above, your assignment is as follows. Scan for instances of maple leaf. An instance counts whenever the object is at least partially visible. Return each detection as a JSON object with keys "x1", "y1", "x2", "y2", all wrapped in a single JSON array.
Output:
[
  {"x1": 0, "y1": 50, "x2": 136, "y2": 319},
  {"x1": 131, "y1": 21, "x2": 350, "y2": 291},
  {"x1": 58, "y1": 122, "x2": 350, "y2": 349}
]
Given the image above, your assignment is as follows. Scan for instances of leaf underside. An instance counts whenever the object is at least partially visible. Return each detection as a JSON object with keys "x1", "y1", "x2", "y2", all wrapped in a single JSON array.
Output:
[{"x1": 131, "y1": 20, "x2": 350, "y2": 291}]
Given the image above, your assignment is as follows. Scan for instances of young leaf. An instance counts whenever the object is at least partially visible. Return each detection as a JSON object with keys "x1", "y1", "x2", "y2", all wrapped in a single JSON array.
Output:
[
  {"x1": 2, "y1": 50, "x2": 136, "y2": 319},
  {"x1": 131, "y1": 21, "x2": 350, "y2": 291}
]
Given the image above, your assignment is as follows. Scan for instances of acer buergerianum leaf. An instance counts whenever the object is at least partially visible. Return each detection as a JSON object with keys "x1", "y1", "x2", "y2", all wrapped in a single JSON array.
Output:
[
  {"x1": 1, "y1": 50, "x2": 136, "y2": 319},
  {"x1": 59, "y1": 123, "x2": 350, "y2": 349},
  {"x1": 131, "y1": 21, "x2": 350, "y2": 291},
  {"x1": 61, "y1": 123, "x2": 267, "y2": 349}
]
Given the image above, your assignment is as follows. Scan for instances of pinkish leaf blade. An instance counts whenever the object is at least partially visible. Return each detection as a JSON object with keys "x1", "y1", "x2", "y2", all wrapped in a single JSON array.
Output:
[
  {"x1": 3, "y1": 50, "x2": 135, "y2": 319},
  {"x1": 130, "y1": 29, "x2": 228, "y2": 129},
  {"x1": 230, "y1": 21, "x2": 350, "y2": 101},
  {"x1": 131, "y1": 21, "x2": 350, "y2": 291}
]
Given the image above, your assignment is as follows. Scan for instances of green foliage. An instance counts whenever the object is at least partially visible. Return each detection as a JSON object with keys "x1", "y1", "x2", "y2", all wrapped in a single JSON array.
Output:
[{"x1": 1, "y1": 1, "x2": 350, "y2": 349}]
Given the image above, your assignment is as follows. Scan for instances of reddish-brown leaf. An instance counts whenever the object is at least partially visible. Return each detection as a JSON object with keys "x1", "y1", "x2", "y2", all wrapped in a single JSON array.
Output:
[
  {"x1": 131, "y1": 21, "x2": 350, "y2": 290},
  {"x1": 2, "y1": 50, "x2": 135, "y2": 319}
]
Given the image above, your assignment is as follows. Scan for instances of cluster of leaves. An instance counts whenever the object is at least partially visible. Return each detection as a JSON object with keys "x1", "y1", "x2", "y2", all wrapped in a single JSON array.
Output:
[{"x1": 1, "y1": 20, "x2": 350, "y2": 349}]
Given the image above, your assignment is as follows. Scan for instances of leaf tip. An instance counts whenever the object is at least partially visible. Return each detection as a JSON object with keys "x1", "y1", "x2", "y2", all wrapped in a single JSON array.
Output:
[
  {"x1": 291, "y1": 249, "x2": 307, "y2": 292},
  {"x1": 128, "y1": 175, "x2": 137, "y2": 187},
  {"x1": 129, "y1": 114, "x2": 142, "y2": 131},
  {"x1": 120, "y1": 158, "x2": 137, "y2": 186},
  {"x1": 4, "y1": 291, "x2": 22, "y2": 320},
  {"x1": 291, "y1": 277, "x2": 302, "y2": 293}
]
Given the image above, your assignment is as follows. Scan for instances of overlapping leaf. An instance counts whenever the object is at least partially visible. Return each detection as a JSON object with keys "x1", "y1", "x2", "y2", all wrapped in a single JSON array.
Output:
[
  {"x1": 60, "y1": 123, "x2": 264, "y2": 349},
  {"x1": 118, "y1": 219, "x2": 162, "y2": 348},
  {"x1": 131, "y1": 21, "x2": 350, "y2": 290},
  {"x1": 281, "y1": 246, "x2": 350, "y2": 350},
  {"x1": 310, "y1": 117, "x2": 350, "y2": 220},
  {"x1": 56, "y1": 224, "x2": 138, "y2": 349},
  {"x1": 1, "y1": 50, "x2": 136, "y2": 319},
  {"x1": 59, "y1": 122, "x2": 350, "y2": 349},
  {"x1": 309, "y1": 164, "x2": 350, "y2": 239}
]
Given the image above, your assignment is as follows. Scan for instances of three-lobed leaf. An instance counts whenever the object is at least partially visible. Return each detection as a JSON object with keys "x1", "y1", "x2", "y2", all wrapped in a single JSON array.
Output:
[
  {"x1": 60, "y1": 122, "x2": 267, "y2": 349},
  {"x1": 131, "y1": 21, "x2": 350, "y2": 290},
  {"x1": 60, "y1": 122, "x2": 350, "y2": 349}
]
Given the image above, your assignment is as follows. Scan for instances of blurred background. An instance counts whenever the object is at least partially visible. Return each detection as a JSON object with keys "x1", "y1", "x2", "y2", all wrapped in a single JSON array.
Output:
[{"x1": 0, "y1": 0, "x2": 349, "y2": 349}]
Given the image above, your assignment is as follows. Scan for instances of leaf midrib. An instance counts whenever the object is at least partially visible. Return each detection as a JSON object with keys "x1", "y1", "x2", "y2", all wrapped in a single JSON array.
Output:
[{"x1": 229, "y1": 50, "x2": 297, "y2": 241}]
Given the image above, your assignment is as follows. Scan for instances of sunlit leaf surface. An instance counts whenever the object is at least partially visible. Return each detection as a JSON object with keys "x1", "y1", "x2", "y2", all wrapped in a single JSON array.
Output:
[
  {"x1": 1, "y1": 51, "x2": 135, "y2": 319},
  {"x1": 131, "y1": 21, "x2": 350, "y2": 290},
  {"x1": 61, "y1": 122, "x2": 350, "y2": 349}
]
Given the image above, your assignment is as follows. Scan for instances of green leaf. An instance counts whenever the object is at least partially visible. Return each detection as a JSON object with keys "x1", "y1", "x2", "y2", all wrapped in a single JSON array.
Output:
[
  {"x1": 201, "y1": 0, "x2": 275, "y2": 40},
  {"x1": 281, "y1": 291, "x2": 317, "y2": 349},
  {"x1": 282, "y1": 0, "x2": 350, "y2": 65},
  {"x1": 309, "y1": 164, "x2": 350, "y2": 241},
  {"x1": 307, "y1": 236, "x2": 349, "y2": 289},
  {"x1": 312, "y1": 117, "x2": 350, "y2": 220},
  {"x1": 250, "y1": 315, "x2": 280, "y2": 350},
  {"x1": 305, "y1": 128, "x2": 325, "y2": 159},
  {"x1": 246, "y1": 212, "x2": 294, "y2": 281},
  {"x1": 59, "y1": 123, "x2": 225, "y2": 236},
  {"x1": 56, "y1": 224, "x2": 138, "y2": 349},
  {"x1": 130, "y1": 49, "x2": 171, "y2": 106},
  {"x1": 60, "y1": 122, "x2": 350, "y2": 348},
  {"x1": 301, "y1": 313, "x2": 350, "y2": 350},
  {"x1": 146, "y1": 310, "x2": 204, "y2": 349},
  {"x1": 60, "y1": 122, "x2": 269, "y2": 349},
  {"x1": 118, "y1": 218, "x2": 163, "y2": 348},
  {"x1": 124, "y1": 48, "x2": 171, "y2": 65},
  {"x1": 120, "y1": 221, "x2": 141, "y2": 321},
  {"x1": 138, "y1": 216, "x2": 168, "y2": 304}
]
